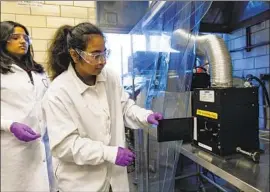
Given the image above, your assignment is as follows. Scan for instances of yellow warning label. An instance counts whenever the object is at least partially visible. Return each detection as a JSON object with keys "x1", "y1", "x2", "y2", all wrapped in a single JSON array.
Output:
[{"x1": 196, "y1": 109, "x2": 218, "y2": 119}]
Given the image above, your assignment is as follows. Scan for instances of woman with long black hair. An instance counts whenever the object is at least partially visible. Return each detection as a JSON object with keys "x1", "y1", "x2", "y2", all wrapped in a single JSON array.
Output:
[
  {"x1": 42, "y1": 22, "x2": 163, "y2": 191},
  {"x1": 0, "y1": 21, "x2": 50, "y2": 191}
]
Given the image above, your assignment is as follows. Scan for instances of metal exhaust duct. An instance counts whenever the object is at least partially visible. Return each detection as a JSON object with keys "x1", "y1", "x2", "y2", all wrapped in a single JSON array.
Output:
[{"x1": 171, "y1": 29, "x2": 233, "y2": 88}]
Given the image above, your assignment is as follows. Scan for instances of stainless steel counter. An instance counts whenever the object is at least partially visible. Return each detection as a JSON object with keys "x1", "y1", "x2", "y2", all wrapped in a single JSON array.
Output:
[{"x1": 180, "y1": 140, "x2": 269, "y2": 192}]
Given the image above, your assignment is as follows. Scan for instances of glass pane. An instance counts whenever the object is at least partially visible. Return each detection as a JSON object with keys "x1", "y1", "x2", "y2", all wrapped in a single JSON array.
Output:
[{"x1": 126, "y1": 1, "x2": 212, "y2": 192}]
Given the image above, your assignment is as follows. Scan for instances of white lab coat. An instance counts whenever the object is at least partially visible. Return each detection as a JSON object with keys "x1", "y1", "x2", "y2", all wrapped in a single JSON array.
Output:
[
  {"x1": 42, "y1": 64, "x2": 153, "y2": 192},
  {"x1": 1, "y1": 64, "x2": 50, "y2": 191}
]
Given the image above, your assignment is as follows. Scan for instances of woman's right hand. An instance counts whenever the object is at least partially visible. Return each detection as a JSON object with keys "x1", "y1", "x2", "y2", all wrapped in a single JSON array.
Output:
[
  {"x1": 115, "y1": 147, "x2": 135, "y2": 167},
  {"x1": 10, "y1": 122, "x2": 41, "y2": 142}
]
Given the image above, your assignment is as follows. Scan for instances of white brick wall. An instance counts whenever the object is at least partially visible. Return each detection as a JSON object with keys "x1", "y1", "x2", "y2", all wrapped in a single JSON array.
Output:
[
  {"x1": 32, "y1": 40, "x2": 49, "y2": 51},
  {"x1": 243, "y1": 45, "x2": 268, "y2": 58},
  {"x1": 16, "y1": 15, "x2": 47, "y2": 27},
  {"x1": 255, "y1": 55, "x2": 270, "y2": 68},
  {"x1": 31, "y1": 4, "x2": 60, "y2": 16},
  {"x1": 233, "y1": 58, "x2": 254, "y2": 70},
  {"x1": 224, "y1": 19, "x2": 270, "y2": 129},
  {"x1": 252, "y1": 29, "x2": 270, "y2": 44},
  {"x1": 34, "y1": 51, "x2": 47, "y2": 64},
  {"x1": 224, "y1": 19, "x2": 270, "y2": 78},
  {"x1": 0, "y1": 1, "x2": 97, "y2": 65},
  {"x1": 1, "y1": 1, "x2": 30, "y2": 14},
  {"x1": 88, "y1": 8, "x2": 96, "y2": 19},
  {"x1": 75, "y1": 18, "x2": 96, "y2": 25},
  {"x1": 47, "y1": 17, "x2": 75, "y2": 28},
  {"x1": 1, "y1": 13, "x2": 16, "y2": 22},
  {"x1": 73, "y1": 1, "x2": 96, "y2": 8},
  {"x1": 61, "y1": 6, "x2": 88, "y2": 18},
  {"x1": 45, "y1": 1, "x2": 73, "y2": 6},
  {"x1": 32, "y1": 28, "x2": 57, "y2": 40},
  {"x1": 230, "y1": 36, "x2": 246, "y2": 50}
]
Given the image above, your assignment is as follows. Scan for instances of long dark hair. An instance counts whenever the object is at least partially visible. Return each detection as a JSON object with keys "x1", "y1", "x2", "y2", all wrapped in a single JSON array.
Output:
[
  {"x1": 47, "y1": 22, "x2": 104, "y2": 81},
  {"x1": 0, "y1": 21, "x2": 44, "y2": 74}
]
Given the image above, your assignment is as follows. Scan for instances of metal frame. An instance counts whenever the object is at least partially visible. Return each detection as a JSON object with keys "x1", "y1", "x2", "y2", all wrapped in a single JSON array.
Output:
[
  {"x1": 246, "y1": 27, "x2": 252, "y2": 52},
  {"x1": 175, "y1": 164, "x2": 232, "y2": 192},
  {"x1": 229, "y1": 24, "x2": 270, "y2": 53},
  {"x1": 199, "y1": 5, "x2": 270, "y2": 33},
  {"x1": 199, "y1": 23, "x2": 230, "y2": 33},
  {"x1": 229, "y1": 10, "x2": 270, "y2": 32},
  {"x1": 230, "y1": 41, "x2": 270, "y2": 53},
  {"x1": 178, "y1": 143, "x2": 269, "y2": 192}
]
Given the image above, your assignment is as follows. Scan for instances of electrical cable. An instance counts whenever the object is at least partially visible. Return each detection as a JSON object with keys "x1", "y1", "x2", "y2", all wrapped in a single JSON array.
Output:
[{"x1": 246, "y1": 74, "x2": 270, "y2": 107}]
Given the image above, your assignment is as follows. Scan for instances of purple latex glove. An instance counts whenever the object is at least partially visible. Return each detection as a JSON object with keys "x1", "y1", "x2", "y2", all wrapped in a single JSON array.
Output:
[
  {"x1": 10, "y1": 122, "x2": 41, "y2": 142},
  {"x1": 147, "y1": 112, "x2": 163, "y2": 125},
  {"x1": 115, "y1": 147, "x2": 135, "y2": 167}
]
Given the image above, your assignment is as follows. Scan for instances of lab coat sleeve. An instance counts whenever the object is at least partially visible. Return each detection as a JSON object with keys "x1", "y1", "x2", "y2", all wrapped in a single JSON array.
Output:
[
  {"x1": 1, "y1": 116, "x2": 12, "y2": 132},
  {"x1": 119, "y1": 81, "x2": 153, "y2": 129},
  {"x1": 42, "y1": 95, "x2": 118, "y2": 166}
]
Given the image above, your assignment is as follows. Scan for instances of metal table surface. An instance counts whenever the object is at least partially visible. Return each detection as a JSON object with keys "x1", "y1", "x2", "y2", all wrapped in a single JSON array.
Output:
[{"x1": 180, "y1": 140, "x2": 269, "y2": 192}]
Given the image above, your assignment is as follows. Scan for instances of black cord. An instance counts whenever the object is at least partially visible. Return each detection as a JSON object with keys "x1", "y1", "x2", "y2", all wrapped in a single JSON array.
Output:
[{"x1": 246, "y1": 74, "x2": 270, "y2": 107}]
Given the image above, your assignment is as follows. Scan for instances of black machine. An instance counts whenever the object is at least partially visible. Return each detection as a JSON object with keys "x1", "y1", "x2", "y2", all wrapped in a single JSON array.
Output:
[
  {"x1": 156, "y1": 87, "x2": 261, "y2": 162},
  {"x1": 191, "y1": 87, "x2": 260, "y2": 160}
]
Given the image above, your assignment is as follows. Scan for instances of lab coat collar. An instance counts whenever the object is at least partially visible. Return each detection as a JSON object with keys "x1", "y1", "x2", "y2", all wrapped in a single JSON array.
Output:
[
  {"x1": 11, "y1": 64, "x2": 39, "y2": 74},
  {"x1": 68, "y1": 64, "x2": 106, "y2": 94},
  {"x1": 11, "y1": 64, "x2": 27, "y2": 72}
]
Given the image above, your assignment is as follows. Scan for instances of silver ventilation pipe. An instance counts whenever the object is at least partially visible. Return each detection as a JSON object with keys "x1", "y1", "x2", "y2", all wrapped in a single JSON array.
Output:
[{"x1": 171, "y1": 29, "x2": 233, "y2": 87}]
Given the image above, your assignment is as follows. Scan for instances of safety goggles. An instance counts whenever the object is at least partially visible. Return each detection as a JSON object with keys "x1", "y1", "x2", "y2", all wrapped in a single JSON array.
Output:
[
  {"x1": 75, "y1": 49, "x2": 110, "y2": 65},
  {"x1": 7, "y1": 33, "x2": 32, "y2": 45}
]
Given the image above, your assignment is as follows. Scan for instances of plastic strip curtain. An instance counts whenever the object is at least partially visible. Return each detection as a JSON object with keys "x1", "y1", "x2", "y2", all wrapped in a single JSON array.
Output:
[{"x1": 127, "y1": 1, "x2": 212, "y2": 192}]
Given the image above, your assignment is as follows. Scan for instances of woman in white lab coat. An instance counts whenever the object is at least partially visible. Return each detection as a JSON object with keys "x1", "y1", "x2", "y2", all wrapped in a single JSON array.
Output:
[
  {"x1": 42, "y1": 22, "x2": 163, "y2": 192},
  {"x1": 0, "y1": 21, "x2": 50, "y2": 191}
]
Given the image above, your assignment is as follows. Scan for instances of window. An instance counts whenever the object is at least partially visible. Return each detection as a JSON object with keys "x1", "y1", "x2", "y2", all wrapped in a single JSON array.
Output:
[{"x1": 105, "y1": 33, "x2": 147, "y2": 75}]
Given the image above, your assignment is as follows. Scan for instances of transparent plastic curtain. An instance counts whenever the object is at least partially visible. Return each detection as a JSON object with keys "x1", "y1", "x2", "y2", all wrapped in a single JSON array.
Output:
[{"x1": 128, "y1": 1, "x2": 212, "y2": 192}]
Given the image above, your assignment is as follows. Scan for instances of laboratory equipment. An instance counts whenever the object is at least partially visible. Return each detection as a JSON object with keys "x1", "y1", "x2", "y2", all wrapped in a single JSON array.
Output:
[
  {"x1": 170, "y1": 13, "x2": 261, "y2": 163},
  {"x1": 192, "y1": 87, "x2": 260, "y2": 160}
]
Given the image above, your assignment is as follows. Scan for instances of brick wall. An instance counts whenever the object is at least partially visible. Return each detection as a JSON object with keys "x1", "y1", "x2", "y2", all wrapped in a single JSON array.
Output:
[
  {"x1": 223, "y1": 20, "x2": 270, "y2": 129},
  {"x1": 1, "y1": 1, "x2": 96, "y2": 65},
  {"x1": 223, "y1": 20, "x2": 270, "y2": 79}
]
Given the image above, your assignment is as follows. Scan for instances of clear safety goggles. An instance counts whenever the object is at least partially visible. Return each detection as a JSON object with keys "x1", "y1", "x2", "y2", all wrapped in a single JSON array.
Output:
[
  {"x1": 75, "y1": 48, "x2": 110, "y2": 65},
  {"x1": 7, "y1": 33, "x2": 32, "y2": 45}
]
